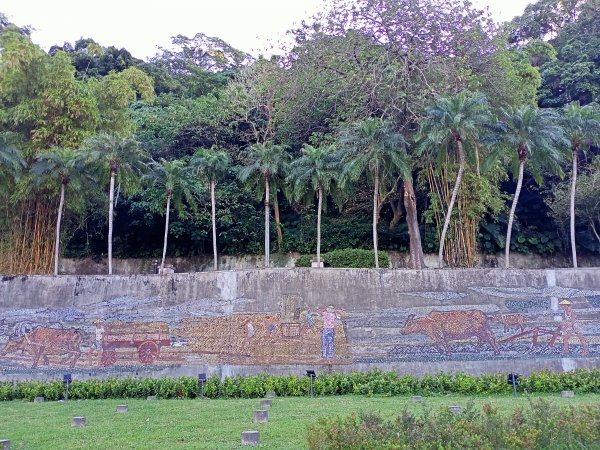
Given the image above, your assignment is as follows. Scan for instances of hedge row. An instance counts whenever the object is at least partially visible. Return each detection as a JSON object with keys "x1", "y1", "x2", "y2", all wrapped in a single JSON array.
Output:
[
  {"x1": 2, "y1": 368, "x2": 600, "y2": 401},
  {"x1": 295, "y1": 248, "x2": 389, "y2": 268},
  {"x1": 308, "y1": 399, "x2": 600, "y2": 449}
]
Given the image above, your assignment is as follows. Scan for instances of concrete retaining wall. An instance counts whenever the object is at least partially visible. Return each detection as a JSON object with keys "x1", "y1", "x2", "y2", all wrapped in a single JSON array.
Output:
[{"x1": 1, "y1": 268, "x2": 599, "y2": 380}]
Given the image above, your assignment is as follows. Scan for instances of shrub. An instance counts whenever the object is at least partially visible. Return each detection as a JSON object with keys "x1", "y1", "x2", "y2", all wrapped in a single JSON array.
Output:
[
  {"x1": 1, "y1": 368, "x2": 600, "y2": 401},
  {"x1": 295, "y1": 248, "x2": 389, "y2": 268},
  {"x1": 307, "y1": 399, "x2": 600, "y2": 449}
]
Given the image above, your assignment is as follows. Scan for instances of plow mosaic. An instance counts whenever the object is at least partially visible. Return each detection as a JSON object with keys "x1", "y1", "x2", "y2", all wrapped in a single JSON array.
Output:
[{"x1": 1, "y1": 286, "x2": 600, "y2": 373}]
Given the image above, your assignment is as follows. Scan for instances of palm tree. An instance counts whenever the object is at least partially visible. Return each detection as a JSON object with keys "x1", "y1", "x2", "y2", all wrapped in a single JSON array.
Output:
[
  {"x1": 338, "y1": 118, "x2": 409, "y2": 269},
  {"x1": 287, "y1": 144, "x2": 340, "y2": 266},
  {"x1": 144, "y1": 158, "x2": 200, "y2": 272},
  {"x1": 85, "y1": 132, "x2": 146, "y2": 275},
  {"x1": 500, "y1": 105, "x2": 566, "y2": 268},
  {"x1": 190, "y1": 147, "x2": 231, "y2": 271},
  {"x1": 32, "y1": 147, "x2": 93, "y2": 275},
  {"x1": 561, "y1": 102, "x2": 600, "y2": 268},
  {"x1": 238, "y1": 142, "x2": 291, "y2": 267},
  {"x1": 418, "y1": 91, "x2": 491, "y2": 268}
]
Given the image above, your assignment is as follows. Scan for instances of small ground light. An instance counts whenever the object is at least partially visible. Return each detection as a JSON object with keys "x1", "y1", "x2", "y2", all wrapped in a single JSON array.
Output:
[
  {"x1": 63, "y1": 374, "x2": 72, "y2": 401},
  {"x1": 306, "y1": 370, "x2": 316, "y2": 398},
  {"x1": 198, "y1": 373, "x2": 207, "y2": 399}
]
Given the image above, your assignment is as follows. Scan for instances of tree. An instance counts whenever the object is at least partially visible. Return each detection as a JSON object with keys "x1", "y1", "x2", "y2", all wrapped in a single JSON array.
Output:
[
  {"x1": 419, "y1": 92, "x2": 492, "y2": 268},
  {"x1": 191, "y1": 148, "x2": 231, "y2": 270},
  {"x1": 85, "y1": 133, "x2": 146, "y2": 274},
  {"x1": 547, "y1": 156, "x2": 600, "y2": 254},
  {"x1": 499, "y1": 105, "x2": 566, "y2": 268},
  {"x1": 338, "y1": 118, "x2": 409, "y2": 269},
  {"x1": 561, "y1": 101, "x2": 600, "y2": 267},
  {"x1": 0, "y1": 133, "x2": 25, "y2": 180},
  {"x1": 31, "y1": 147, "x2": 93, "y2": 275},
  {"x1": 144, "y1": 158, "x2": 200, "y2": 271},
  {"x1": 238, "y1": 142, "x2": 290, "y2": 267},
  {"x1": 287, "y1": 144, "x2": 340, "y2": 265}
]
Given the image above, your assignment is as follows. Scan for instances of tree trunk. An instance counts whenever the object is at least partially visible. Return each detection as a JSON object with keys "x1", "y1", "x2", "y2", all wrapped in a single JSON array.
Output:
[
  {"x1": 211, "y1": 176, "x2": 218, "y2": 271},
  {"x1": 108, "y1": 171, "x2": 115, "y2": 275},
  {"x1": 373, "y1": 167, "x2": 380, "y2": 269},
  {"x1": 389, "y1": 197, "x2": 403, "y2": 228},
  {"x1": 53, "y1": 182, "x2": 66, "y2": 276},
  {"x1": 403, "y1": 178, "x2": 425, "y2": 269},
  {"x1": 264, "y1": 176, "x2": 270, "y2": 267},
  {"x1": 273, "y1": 194, "x2": 283, "y2": 251},
  {"x1": 161, "y1": 193, "x2": 171, "y2": 271},
  {"x1": 570, "y1": 147, "x2": 578, "y2": 268},
  {"x1": 505, "y1": 159, "x2": 525, "y2": 268},
  {"x1": 438, "y1": 137, "x2": 465, "y2": 268},
  {"x1": 317, "y1": 186, "x2": 322, "y2": 264}
]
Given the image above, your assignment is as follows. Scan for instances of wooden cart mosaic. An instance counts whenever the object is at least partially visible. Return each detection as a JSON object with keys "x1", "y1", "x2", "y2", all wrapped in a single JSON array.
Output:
[{"x1": 100, "y1": 322, "x2": 170, "y2": 367}]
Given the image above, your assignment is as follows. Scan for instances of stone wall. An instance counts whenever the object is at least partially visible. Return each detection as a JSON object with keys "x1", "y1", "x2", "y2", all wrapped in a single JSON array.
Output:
[
  {"x1": 1, "y1": 268, "x2": 599, "y2": 380},
  {"x1": 58, "y1": 252, "x2": 600, "y2": 275}
]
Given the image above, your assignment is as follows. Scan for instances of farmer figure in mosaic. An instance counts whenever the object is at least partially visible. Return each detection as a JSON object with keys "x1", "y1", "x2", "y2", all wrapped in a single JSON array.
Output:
[
  {"x1": 547, "y1": 299, "x2": 589, "y2": 356},
  {"x1": 318, "y1": 305, "x2": 339, "y2": 359}
]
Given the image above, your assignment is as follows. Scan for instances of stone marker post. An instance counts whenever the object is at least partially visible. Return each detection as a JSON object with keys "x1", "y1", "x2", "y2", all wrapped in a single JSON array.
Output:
[
  {"x1": 241, "y1": 430, "x2": 260, "y2": 446},
  {"x1": 411, "y1": 396, "x2": 423, "y2": 402},
  {"x1": 71, "y1": 417, "x2": 86, "y2": 427},
  {"x1": 265, "y1": 391, "x2": 276, "y2": 398},
  {"x1": 34, "y1": 397, "x2": 44, "y2": 403},
  {"x1": 116, "y1": 404, "x2": 128, "y2": 413},
  {"x1": 448, "y1": 405, "x2": 462, "y2": 414},
  {"x1": 254, "y1": 410, "x2": 268, "y2": 423},
  {"x1": 561, "y1": 390, "x2": 575, "y2": 397},
  {"x1": 0, "y1": 438, "x2": 10, "y2": 449},
  {"x1": 260, "y1": 399, "x2": 272, "y2": 408},
  {"x1": 147, "y1": 395, "x2": 158, "y2": 401}
]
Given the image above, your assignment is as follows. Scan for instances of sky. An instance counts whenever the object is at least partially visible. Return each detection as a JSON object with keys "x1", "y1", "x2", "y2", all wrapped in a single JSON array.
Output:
[{"x1": 0, "y1": 0, "x2": 533, "y2": 60}]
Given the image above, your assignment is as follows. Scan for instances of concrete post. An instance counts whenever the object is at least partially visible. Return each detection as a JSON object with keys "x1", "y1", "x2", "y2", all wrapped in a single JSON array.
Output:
[
  {"x1": 34, "y1": 397, "x2": 44, "y2": 403},
  {"x1": 448, "y1": 405, "x2": 462, "y2": 414},
  {"x1": 116, "y1": 404, "x2": 128, "y2": 412},
  {"x1": 71, "y1": 417, "x2": 86, "y2": 427},
  {"x1": 254, "y1": 410, "x2": 268, "y2": 423},
  {"x1": 260, "y1": 399, "x2": 272, "y2": 408},
  {"x1": 241, "y1": 430, "x2": 260, "y2": 446},
  {"x1": 561, "y1": 390, "x2": 575, "y2": 397},
  {"x1": 0, "y1": 439, "x2": 10, "y2": 449}
]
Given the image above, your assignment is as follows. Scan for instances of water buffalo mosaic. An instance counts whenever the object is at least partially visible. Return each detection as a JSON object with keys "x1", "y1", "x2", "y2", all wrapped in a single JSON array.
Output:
[{"x1": 1, "y1": 286, "x2": 600, "y2": 373}]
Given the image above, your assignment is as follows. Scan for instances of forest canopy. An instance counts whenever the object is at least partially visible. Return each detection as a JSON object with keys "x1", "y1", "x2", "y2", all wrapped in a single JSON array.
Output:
[{"x1": 0, "y1": 0, "x2": 599, "y2": 274}]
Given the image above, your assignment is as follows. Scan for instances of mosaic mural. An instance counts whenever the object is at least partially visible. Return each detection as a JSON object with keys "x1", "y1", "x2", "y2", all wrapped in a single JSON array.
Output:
[{"x1": 1, "y1": 284, "x2": 600, "y2": 373}]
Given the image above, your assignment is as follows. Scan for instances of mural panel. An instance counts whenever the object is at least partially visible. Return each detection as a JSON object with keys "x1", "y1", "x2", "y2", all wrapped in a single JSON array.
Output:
[{"x1": 1, "y1": 283, "x2": 600, "y2": 375}]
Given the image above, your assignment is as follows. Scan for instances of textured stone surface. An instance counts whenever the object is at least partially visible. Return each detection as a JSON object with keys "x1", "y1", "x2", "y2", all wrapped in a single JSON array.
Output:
[
  {"x1": 1, "y1": 268, "x2": 600, "y2": 380},
  {"x1": 34, "y1": 396, "x2": 44, "y2": 403},
  {"x1": 71, "y1": 417, "x2": 86, "y2": 427},
  {"x1": 241, "y1": 430, "x2": 260, "y2": 446},
  {"x1": 116, "y1": 404, "x2": 128, "y2": 412},
  {"x1": 0, "y1": 439, "x2": 10, "y2": 450},
  {"x1": 146, "y1": 396, "x2": 157, "y2": 401},
  {"x1": 561, "y1": 390, "x2": 575, "y2": 397},
  {"x1": 260, "y1": 399, "x2": 272, "y2": 408},
  {"x1": 265, "y1": 391, "x2": 276, "y2": 398},
  {"x1": 411, "y1": 396, "x2": 423, "y2": 402},
  {"x1": 448, "y1": 405, "x2": 462, "y2": 414},
  {"x1": 254, "y1": 410, "x2": 268, "y2": 423}
]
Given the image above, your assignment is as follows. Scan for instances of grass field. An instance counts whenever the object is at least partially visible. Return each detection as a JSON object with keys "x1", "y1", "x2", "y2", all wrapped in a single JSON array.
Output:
[{"x1": 1, "y1": 394, "x2": 599, "y2": 449}]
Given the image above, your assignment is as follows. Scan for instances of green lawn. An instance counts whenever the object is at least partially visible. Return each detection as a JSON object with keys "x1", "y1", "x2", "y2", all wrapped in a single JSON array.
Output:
[{"x1": 1, "y1": 394, "x2": 599, "y2": 449}]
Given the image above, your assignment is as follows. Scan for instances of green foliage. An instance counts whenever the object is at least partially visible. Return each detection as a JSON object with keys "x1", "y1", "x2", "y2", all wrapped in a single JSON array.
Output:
[
  {"x1": 307, "y1": 397, "x2": 600, "y2": 449},
  {"x1": 1, "y1": 369, "x2": 600, "y2": 402},
  {"x1": 295, "y1": 248, "x2": 389, "y2": 268}
]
